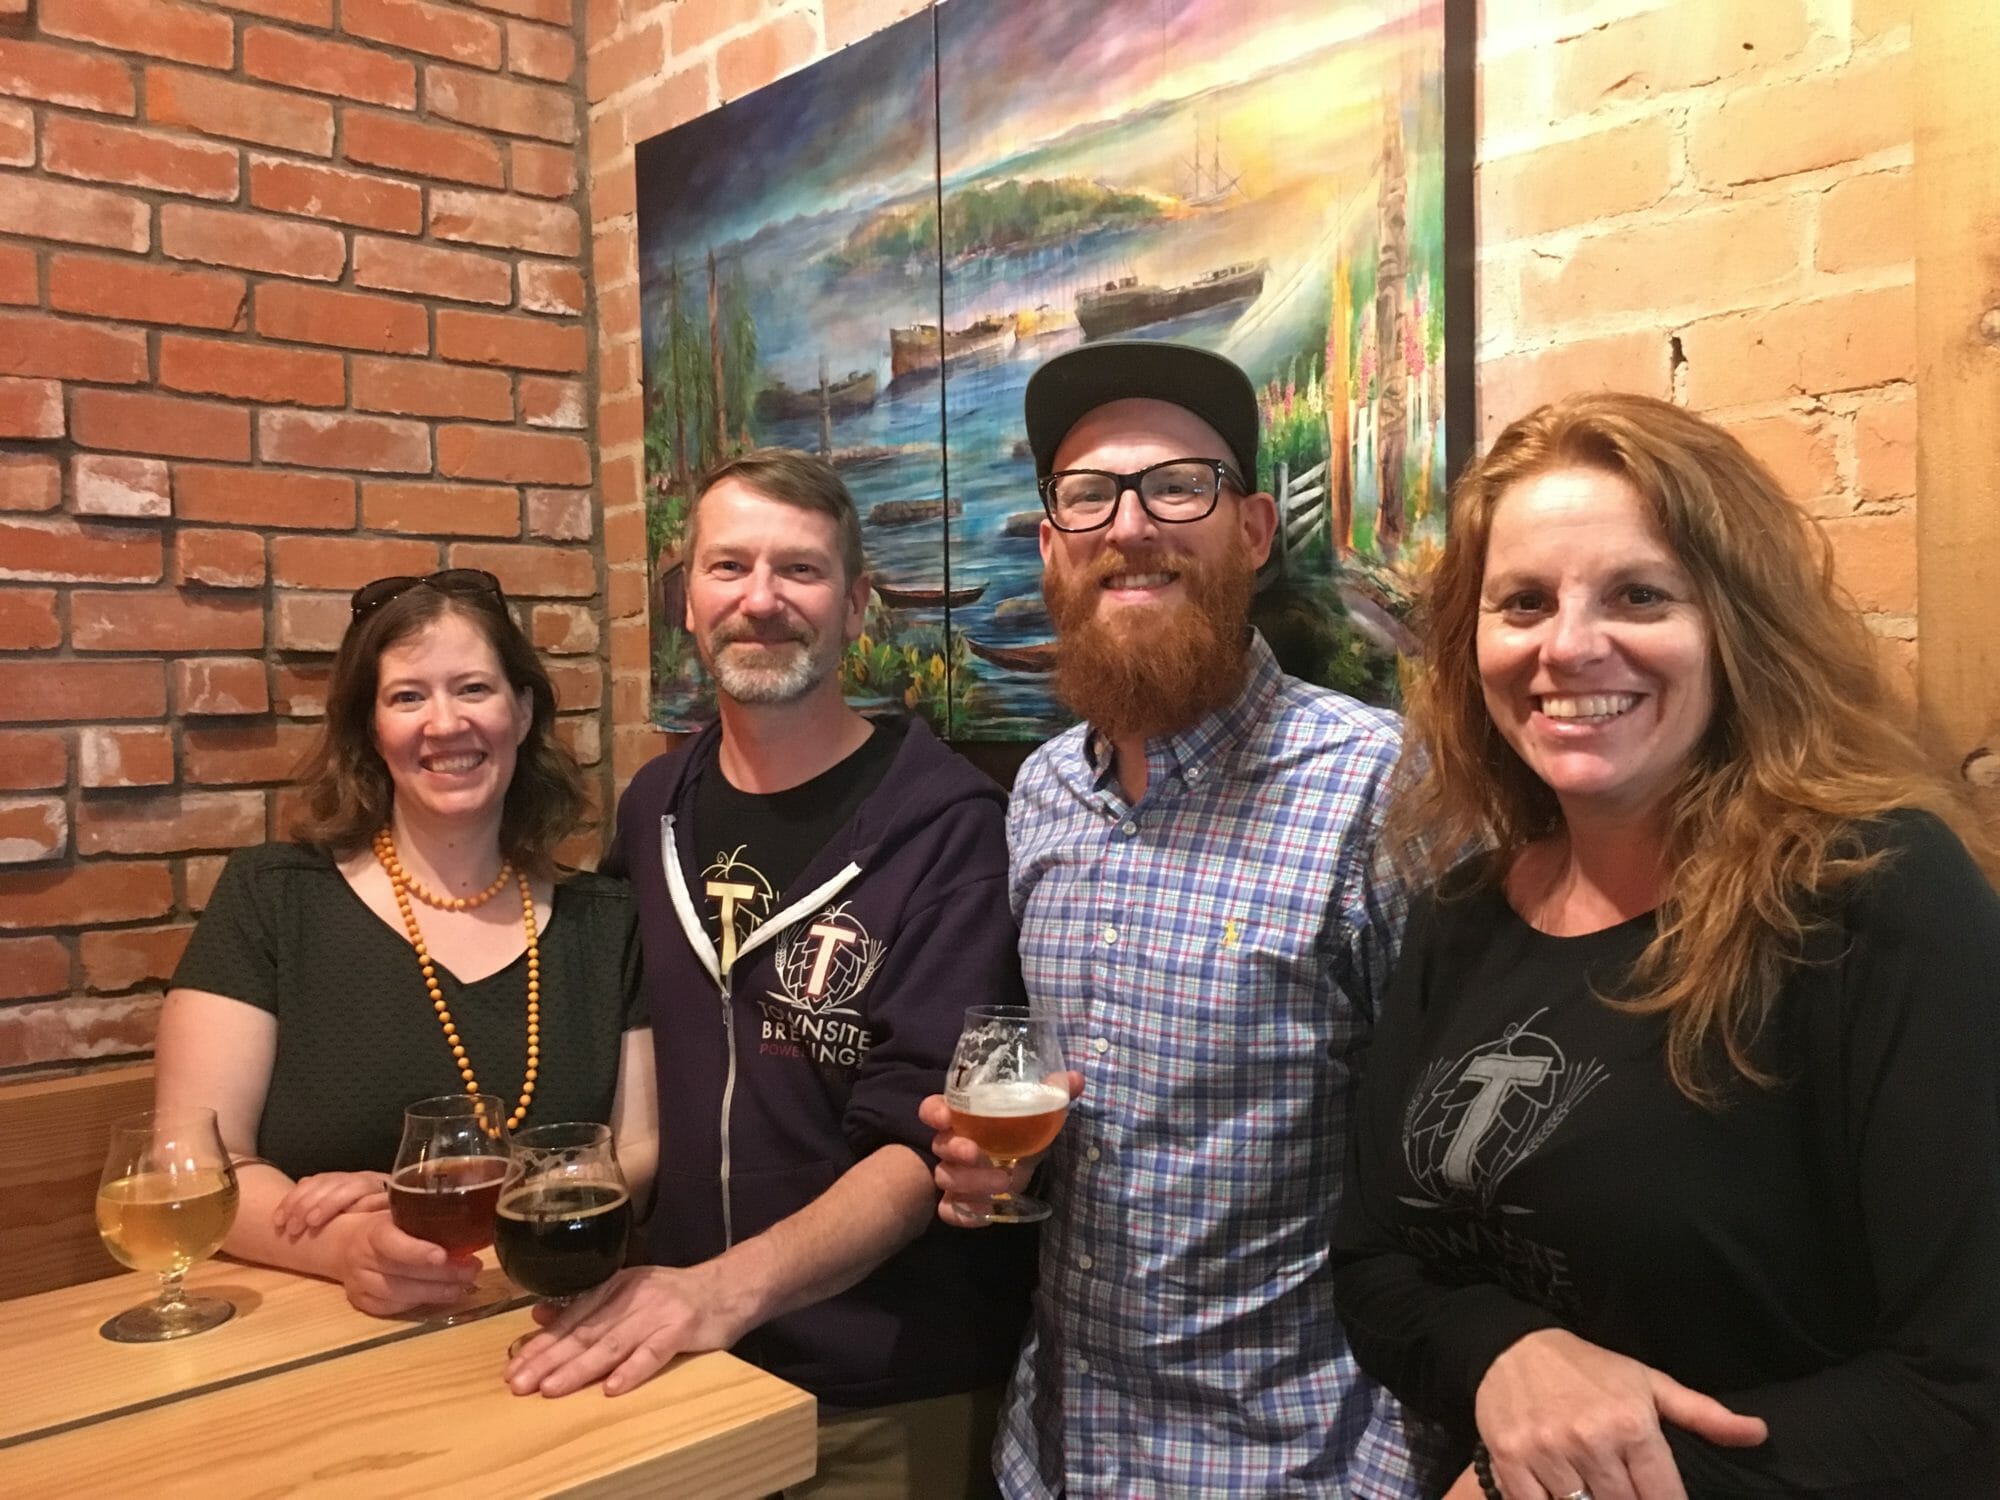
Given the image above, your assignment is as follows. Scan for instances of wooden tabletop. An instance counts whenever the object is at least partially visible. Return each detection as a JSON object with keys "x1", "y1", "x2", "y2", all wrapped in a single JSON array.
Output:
[{"x1": 0, "y1": 1258, "x2": 817, "y2": 1497}]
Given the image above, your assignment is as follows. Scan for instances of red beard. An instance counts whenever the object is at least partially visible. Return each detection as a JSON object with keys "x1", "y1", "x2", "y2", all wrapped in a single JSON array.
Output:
[{"x1": 1043, "y1": 536, "x2": 1255, "y2": 741}]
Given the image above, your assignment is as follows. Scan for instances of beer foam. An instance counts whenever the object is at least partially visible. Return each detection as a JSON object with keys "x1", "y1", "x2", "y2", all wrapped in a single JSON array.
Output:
[{"x1": 954, "y1": 1080, "x2": 1069, "y2": 1116}]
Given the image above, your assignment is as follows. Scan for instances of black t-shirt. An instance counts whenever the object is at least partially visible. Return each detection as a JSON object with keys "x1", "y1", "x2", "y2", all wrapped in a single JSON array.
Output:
[
  {"x1": 1332, "y1": 811, "x2": 2000, "y2": 1496},
  {"x1": 690, "y1": 718, "x2": 905, "y2": 973},
  {"x1": 171, "y1": 842, "x2": 647, "y2": 1178}
]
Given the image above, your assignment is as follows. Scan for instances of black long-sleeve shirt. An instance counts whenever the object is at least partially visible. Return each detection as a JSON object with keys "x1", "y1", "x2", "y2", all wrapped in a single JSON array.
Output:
[{"x1": 1331, "y1": 810, "x2": 2000, "y2": 1497}]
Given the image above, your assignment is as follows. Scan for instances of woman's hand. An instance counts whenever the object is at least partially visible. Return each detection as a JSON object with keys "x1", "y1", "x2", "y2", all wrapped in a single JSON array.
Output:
[
  {"x1": 271, "y1": 1170, "x2": 389, "y2": 1239},
  {"x1": 1476, "y1": 1329, "x2": 1766, "y2": 1500},
  {"x1": 325, "y1": 1211, "x2": 481, "y2": 1317}
]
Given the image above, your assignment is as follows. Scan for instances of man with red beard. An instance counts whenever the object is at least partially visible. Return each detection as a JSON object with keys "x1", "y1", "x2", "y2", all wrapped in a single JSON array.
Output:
[
  {"x1": 920, "y1": 344, "x2": 1438, "y2": 1498},
  {"x1": 509, "y1": 450, "x2": 1035, "y2": 1499}
]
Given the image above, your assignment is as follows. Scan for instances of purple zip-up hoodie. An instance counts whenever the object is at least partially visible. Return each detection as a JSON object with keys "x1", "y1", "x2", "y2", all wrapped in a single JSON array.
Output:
[{"x1": 606, "y1": 715, "x2": 1037, "y2": 1407}]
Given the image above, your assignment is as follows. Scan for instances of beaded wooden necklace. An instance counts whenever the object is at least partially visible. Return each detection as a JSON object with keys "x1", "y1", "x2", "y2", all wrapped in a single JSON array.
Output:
[{"x1": 372, "y1": 827, "x2": 540, "y2": 1130}]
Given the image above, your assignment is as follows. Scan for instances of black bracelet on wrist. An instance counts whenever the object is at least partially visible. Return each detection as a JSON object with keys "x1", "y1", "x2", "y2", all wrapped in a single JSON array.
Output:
[{"x1": 1471, "y1": 1441, "x2": 1503, "y2": 1500}]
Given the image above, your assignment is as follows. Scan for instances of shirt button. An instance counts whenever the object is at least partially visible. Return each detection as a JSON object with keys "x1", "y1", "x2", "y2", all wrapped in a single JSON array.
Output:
[
  {"x1": 1092, "y1": 1037, "x2": 1109, "y2": 1055},
  {"x1": 1076, "y1": 1357, "x2": 1090, "y2": 1374},
  {"x1": 1119, "y1": 820, "x2": 1137, "y2": 835},
  {"x1": 1086, "y1": 1146, "x2": 1101, "y2": 1162},
  {"x1": 1078, "y1": 1254, "x2": 1094, "y2": 1271},
  {"x1": 1100, "y1": 924, "x2": 1118, "y2": 944}
]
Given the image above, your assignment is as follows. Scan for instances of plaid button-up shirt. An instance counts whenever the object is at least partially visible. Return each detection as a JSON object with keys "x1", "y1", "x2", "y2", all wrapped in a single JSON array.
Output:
[{"x1": 995, "y1": 634, "x2": 1437, "y2": 1498}]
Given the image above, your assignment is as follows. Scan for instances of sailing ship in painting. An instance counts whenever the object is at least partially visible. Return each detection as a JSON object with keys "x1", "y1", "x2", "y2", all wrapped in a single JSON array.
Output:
[
  {"x1": 1183, "y1": 120, "x2": 1244, "y2": 208},
  {"x1": 634, "y1": 0, "x2": 1458, "y2": 740}
]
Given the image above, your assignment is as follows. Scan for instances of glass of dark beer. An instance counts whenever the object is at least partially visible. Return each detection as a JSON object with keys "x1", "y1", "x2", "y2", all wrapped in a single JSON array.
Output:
[
  {"x1": 496, "y1": 1121, "x2": 630, "y2": 1354},
  {"x1": 389, "y1": 1093, "x2": 511, "y2": 1320},
  {"x1": 945, "y1": 1004, "x2": 1069, "y2": 1224}
]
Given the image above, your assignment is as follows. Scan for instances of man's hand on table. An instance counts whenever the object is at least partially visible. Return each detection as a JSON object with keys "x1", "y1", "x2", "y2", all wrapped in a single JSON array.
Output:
[
  {"x1": 503, "y1": 1264, "x2": 752, "y2": 1398},
  {"x1": 326, "y1": 1211, "x2": 481, "y2": 1317},
  {"x1": 918, "y1": 1068, "x2": 1084, "y2": 1228}
]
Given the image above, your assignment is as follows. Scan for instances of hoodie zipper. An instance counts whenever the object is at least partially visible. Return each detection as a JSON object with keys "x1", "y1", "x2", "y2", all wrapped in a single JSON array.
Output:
[
  {"x1": 661, "y1": 813, "x2": 864, "y2": 1250},
  {"x1": 661, "y1": 814, "x2": 738, "y2": 1247}
]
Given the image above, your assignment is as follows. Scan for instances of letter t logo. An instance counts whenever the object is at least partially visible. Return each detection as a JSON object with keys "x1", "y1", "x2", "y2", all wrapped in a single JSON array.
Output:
[
  {"x1": 707, "y1": 880, "x2": 757, "y2": 973},
  {"x1": 1441, "y1": 1053, "x2": 1551, "y2": 1190},
  {"x1": 805, "y1": 922, "x2": 858, "y2": 997}
]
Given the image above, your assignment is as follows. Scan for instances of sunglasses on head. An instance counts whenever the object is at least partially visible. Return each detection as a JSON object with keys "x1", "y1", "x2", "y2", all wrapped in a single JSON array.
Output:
[{"x1": 349, "y1": 568, "x2": 508, "y2": 620}]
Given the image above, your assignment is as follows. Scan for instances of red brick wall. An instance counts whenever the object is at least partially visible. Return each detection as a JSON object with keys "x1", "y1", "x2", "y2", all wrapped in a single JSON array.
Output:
[{"x1": 0, "y1": 0, "x2": 602, "y2": 1071}]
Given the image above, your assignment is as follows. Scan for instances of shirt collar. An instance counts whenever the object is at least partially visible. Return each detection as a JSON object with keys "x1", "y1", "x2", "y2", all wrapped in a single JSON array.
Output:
[{"x1": 1076, "y1": 630, "x2": 1281, "y2": 797}]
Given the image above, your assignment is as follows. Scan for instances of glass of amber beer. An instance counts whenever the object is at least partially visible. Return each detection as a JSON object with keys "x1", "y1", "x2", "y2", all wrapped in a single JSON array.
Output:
[
  {"x1": 95, "y1": 1108, "x2": 240, "y2": 1342},
  {"x1": 945, "y1": 1005, "x2": 1069, "y2": 1224},
  {"x1": 390, "y1": 1093, "x2": 511, "y2": 1320}
]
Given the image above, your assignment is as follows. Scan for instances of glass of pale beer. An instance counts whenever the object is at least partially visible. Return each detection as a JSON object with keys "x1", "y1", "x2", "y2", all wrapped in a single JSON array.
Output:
[
  {"x1": 95, "y1": 1107, "x2": 240, "y2": 1342},
  {"x1": 945, "y1": 1004, "x2": 1069, "y2": 1224}
]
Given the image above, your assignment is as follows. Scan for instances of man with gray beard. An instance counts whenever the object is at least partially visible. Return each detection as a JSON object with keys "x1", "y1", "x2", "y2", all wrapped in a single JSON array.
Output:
[
  {"x1": 508, "y1": 450, "x2": 1035, "y2": 1500},
  {"x1": 919, "y1": 344, "x2": 1442, "y2": 1497}
]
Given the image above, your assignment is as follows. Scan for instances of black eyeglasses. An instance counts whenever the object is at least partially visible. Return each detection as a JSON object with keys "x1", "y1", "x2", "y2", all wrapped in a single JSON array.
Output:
[
  {"x1": 349, "y1": 568, "x2": 507, "y2": 619},
  {"x1": 1037, "y1": 458, "x2": 1247, "y2": 533}
]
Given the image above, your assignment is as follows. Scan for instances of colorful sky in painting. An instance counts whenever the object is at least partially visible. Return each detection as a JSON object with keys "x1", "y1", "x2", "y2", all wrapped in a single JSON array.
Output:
[
  {"x1": 633, "y1": 0, "x2": 1444, "y2": 263},
  {"x1": 936, "y1": 0, "x2": 1438, "y2": 176},
  {"x1": 633, "y1": 10, "x2": 935, "y2": 252}
]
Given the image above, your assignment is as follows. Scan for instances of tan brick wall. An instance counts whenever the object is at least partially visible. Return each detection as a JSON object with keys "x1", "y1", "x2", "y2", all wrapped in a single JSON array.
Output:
[
  {"x1": 1479, "y1": 0, "x2": 1916, "y2": 678},
  {"x1": 0, "y1": 0, "x2": 603, "y2": 1069}
]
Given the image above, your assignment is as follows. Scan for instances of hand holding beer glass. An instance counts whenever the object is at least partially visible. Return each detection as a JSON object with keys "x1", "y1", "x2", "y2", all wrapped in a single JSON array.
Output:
[
  {"x1": 95, "y1": 1107, "x2": 240, "y2": 1342},
  {"x1": 388, "y1": 1093, "x2": 511, "y2": 1320},
  {"x1": 944, "y1": 1005, "x2": 1069, "y2": 1224},
  {"x1": 495, "y1": 1122, "x2": 631, "y2": 1354}
]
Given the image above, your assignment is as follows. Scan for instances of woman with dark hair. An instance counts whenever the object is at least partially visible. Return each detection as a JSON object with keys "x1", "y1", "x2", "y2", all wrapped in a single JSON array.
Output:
[
  {"x1": 154, "y1": 570, "x2": 655, "y2": 1316},
  {"x1": 1331, "y1": 393, "x2": 2000, "y2": 1498}
]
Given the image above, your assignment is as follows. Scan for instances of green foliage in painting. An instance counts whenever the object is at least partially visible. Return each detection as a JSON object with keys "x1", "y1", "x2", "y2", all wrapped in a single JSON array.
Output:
[
  {"x1": 828, "y1": 177, "x2": 1162, "y2": 271},
  {"x1": 838, "y1": 622, "x2": 986, "y2": 737}
]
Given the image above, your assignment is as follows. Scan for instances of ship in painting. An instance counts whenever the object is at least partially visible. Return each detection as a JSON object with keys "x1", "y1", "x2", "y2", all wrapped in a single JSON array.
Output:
[
  {"x1": 754, "y1": 368, "x2": 878, "y2": 423},
  {"x1": 1076, "y1": 261, "x2": 1267, "y2": 340},
  {"x1": 874, "y1": 580, "x2": 987, "y2": 608},
  {"x1": 966, "y1": 637, "x2": 1058, "y2": 674},
  {"x1": 888, "y1": 314, "x2": 1016, "y2": 381},
  {"x1": 1183, "y1": 122, "x2": 1243, "y2": 209}
]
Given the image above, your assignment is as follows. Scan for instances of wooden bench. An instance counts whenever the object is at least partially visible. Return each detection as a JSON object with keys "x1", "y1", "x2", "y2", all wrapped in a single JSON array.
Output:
[{"x1": 0, "y1": 1063, "x2": 155, "y2": 1302}]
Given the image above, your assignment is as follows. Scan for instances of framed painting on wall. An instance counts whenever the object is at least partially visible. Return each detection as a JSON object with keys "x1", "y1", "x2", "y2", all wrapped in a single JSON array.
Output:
[{"x1": 634, "y1": 0, "x2": 1473, "y2": 740}]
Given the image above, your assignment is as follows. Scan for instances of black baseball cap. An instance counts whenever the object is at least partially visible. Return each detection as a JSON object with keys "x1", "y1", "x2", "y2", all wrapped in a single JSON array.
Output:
[{"x1": 1024, "y1": 340, "x2": 1260, "y2": 488}]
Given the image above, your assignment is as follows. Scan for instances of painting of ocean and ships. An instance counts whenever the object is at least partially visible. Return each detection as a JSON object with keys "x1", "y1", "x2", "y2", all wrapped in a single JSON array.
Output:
[{"x1": 635, "y1": 0, "x2": 1465, "y2": 739}]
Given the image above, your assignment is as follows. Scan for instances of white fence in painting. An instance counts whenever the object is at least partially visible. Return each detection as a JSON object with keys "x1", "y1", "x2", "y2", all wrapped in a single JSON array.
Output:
[{"x1": 1272, "y1": 457, "x2": 1331, "y2": 572}]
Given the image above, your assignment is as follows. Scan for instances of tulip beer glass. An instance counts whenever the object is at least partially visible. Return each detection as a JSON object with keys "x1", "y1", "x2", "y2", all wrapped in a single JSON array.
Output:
[
  {"x1": 95, "y1": 1108, "x2": 240, "y2": 1342},
  {"x1": 389, "y1": 1092, "x2": 511, "y2": 1319},
  {"x1": 945, "y1": 1005, "x2": 1069, "y2": 1224},
  {"x1": 495, "y1": 1121, "x2": 631, "y2": 1354}
]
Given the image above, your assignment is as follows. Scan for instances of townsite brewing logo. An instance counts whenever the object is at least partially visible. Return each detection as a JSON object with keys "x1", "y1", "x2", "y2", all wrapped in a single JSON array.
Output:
[{"x1": 761, "y1": 902, "x2": 887, "y2": 1068}]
